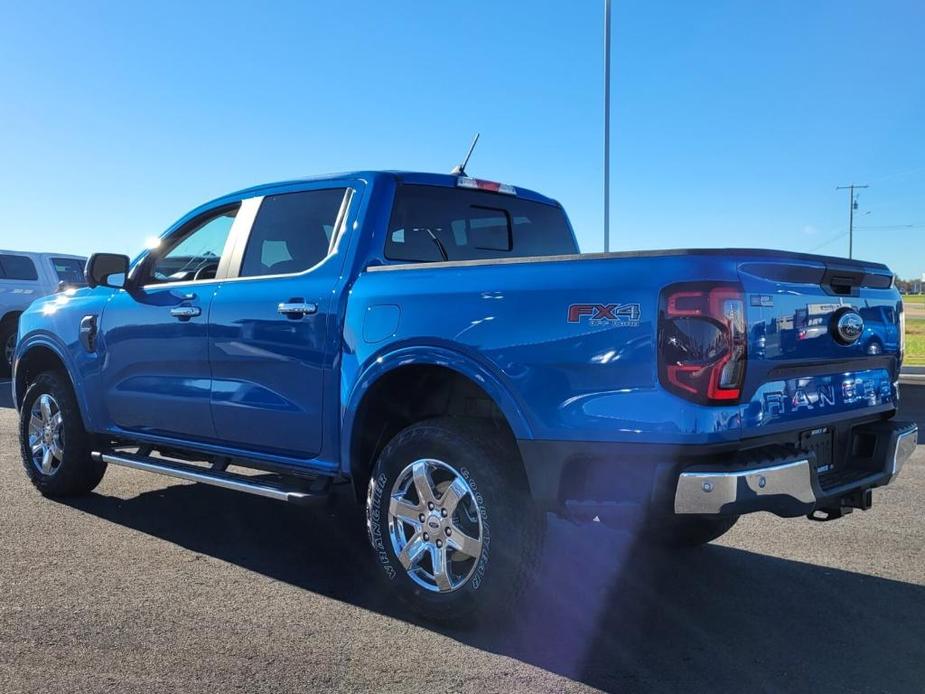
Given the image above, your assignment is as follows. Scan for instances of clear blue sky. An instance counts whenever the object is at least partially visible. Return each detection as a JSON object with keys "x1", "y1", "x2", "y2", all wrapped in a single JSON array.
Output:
[{"x1": 1, "y1": 0, "x2": 923, "y2": 278}]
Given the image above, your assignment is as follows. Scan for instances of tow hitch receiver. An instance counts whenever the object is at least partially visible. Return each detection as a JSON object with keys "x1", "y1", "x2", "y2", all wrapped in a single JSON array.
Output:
[{"x1": 808, "y1": 488, "x2": 873, "y2": 521}]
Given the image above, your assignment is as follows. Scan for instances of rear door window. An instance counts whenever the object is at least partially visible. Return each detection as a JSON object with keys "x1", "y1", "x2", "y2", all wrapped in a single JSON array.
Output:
[
  {"x1": 0, "y1": 254, "x2": 38, "y2": 281},
  {"x1": 239, "y1": 188, "x2": 348, "y2": 277},
  {"x1": 385, "y1": 184, "x2": 577, "y2": 263}
]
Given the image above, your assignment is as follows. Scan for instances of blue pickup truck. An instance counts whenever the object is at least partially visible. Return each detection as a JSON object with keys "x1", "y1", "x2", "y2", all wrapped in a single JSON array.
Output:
[{"x1": 12, "y1": 171, "x2": 917, "y2": 622}]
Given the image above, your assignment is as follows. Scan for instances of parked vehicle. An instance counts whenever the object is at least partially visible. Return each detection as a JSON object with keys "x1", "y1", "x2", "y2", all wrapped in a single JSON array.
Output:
[
  {"x1": 11, "y1": 172, "x2": 917, "y2": 622},
  {"x1": 1, "y1": 251, "x2": 86, "y2": 376}
]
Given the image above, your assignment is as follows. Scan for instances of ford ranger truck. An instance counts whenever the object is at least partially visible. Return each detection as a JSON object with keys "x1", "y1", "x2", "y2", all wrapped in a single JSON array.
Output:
[{"x1": 12, "y1": 171, "x2": 917, "y2": 622}]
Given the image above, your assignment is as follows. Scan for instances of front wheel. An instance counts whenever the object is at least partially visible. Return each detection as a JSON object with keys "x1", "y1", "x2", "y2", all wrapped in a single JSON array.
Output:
[
  {"x1": 19, "y1": 371, "x2": 107, "y2": 497},
  {"x1": 366, "y1": 418, "x2": 543, "y2": 624}
]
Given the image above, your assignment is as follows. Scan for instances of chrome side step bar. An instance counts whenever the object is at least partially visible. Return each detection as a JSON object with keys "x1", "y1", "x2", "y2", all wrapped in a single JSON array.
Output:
[{"x1": 91, "y1": 451, "x2": 322, "y2": 503}]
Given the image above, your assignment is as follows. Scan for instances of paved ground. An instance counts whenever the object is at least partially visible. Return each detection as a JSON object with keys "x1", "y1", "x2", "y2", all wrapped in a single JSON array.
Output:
[{"x1": 1, "y1": 380, "x2": 924, "y2": 693}]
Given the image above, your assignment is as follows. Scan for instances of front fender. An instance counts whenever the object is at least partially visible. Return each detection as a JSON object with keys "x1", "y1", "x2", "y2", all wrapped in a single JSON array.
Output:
[
  {"x1": 340, "y1": 344, "x2": 535, "y2": 473},
  {"x1": 14, "y1": 334, "x2": 94, "y2": 429}
]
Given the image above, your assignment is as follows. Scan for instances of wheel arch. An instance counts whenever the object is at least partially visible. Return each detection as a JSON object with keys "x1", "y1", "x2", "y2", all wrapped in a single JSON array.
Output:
[
  {"x1": 13, "y1": 339, "x2": 87, "y2": 423},
  {"x1": 343, "y1": 348, "x2": 533, "y2": 500}
]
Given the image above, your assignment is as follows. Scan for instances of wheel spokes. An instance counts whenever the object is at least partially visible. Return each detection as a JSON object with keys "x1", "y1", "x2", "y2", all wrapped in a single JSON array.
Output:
[
  {"x1": 440, "y1": 476, "x2": 469, "y2": 515},
  {"x1": 411, "y1": 461, "x2": 437, "y2": 506},
  {"x1": 447, "y1": 526, "x2": 482, "y2": 559},
  {"x1": 389, "y1": 497, "x2": 422, "y2": 526},
  {"x1": 40, "y1": 447, "x2": 54, "y2": 474},
  {"x1": 49, "y1": 439, "x2": 64, "y2": 460},
  {"x1": 39, "y1": 394, "x2": 53, "y2": 421},
  {"x1": 397, "y1": 533, "x2": 428, "y2": 570},
  {"x1": 430, "y1": 545, "x2": 452, "y2": 592}
]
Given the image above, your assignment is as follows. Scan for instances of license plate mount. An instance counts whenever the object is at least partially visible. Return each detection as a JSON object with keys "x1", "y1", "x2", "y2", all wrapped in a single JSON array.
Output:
[{"x1": 800, "y1": 426, "x2": 834, "y2": 476}]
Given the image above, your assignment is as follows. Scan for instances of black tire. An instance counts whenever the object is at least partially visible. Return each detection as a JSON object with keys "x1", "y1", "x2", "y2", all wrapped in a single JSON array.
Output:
[
  {"x1": 366, "y1": 417, "x2": 543, "y2": 624},
  {"x1": 649, "y1": 515, "x2": 739, "y2": 548},
  {"x1": 0, "y1": 317, "x2": 16, "y2": 378},
  {"x1": 19, "y1": 371, "x2": 106, "y2": 497}
]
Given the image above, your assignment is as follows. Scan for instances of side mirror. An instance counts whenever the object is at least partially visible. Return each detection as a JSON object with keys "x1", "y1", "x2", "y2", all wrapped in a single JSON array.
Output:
[{"x1": 86, "y1": 253, "x2": 130, "y2": 289}]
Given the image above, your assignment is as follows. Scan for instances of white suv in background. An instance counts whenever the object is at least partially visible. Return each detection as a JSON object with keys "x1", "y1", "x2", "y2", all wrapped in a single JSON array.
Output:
[{"x1": 1, "y1": 251, "x2": 87, "y2": 376}]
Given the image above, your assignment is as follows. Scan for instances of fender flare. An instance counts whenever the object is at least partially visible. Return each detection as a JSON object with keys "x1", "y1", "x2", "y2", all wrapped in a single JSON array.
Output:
[
  {"x1": 14, "y1": 335, "x2": 93, "y2": 428},
  {"x1": 340, "y1": 344, "x2": 534, "y2": 474}
]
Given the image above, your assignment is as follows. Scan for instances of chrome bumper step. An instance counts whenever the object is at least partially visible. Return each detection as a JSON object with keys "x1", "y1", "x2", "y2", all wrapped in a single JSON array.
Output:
[
  {"x1": 91, "y1": 451, "x2": 328, "y2": 503},
  {"x1": 673, "y1": 422, "x2": 917, "y2": 518}
]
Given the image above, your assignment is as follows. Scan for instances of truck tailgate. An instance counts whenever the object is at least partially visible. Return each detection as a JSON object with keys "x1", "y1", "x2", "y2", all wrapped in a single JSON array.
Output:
[{"x1": 737, "y1": 255, "x2": 900, "y2": 438}]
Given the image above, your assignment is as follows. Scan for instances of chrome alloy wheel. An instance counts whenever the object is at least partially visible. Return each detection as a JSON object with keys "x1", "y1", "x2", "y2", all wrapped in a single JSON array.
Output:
[
  {"x1": 388, "y1": 459, "x2": 484, "y2": 593},
  {"x1": 28, "y1": 393, "x2": 65, "y2": 476}
]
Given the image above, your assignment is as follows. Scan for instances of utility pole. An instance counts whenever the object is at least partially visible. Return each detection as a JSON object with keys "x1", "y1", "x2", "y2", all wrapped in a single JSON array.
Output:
[
  {"x1": 603, "y1": 0, "x2": 611, "y2": 252},
  {"x1": 836, "y1": 184, "x2": 869, "y2": 259}
]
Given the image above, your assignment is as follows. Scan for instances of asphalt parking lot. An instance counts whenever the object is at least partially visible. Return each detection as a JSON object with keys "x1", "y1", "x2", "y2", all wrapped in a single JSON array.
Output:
[{"x1": 1, "y1": 380, "x2": 923, "y2": 693}]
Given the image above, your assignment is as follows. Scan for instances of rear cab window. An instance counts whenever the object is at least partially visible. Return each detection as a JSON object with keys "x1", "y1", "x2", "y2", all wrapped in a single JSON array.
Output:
[
  {"x1": 0, "y1": 254, "x2": 38, "y2": 281},
  {"x1": 385, "y1": 185, "x2": 577, "y2": 263}
]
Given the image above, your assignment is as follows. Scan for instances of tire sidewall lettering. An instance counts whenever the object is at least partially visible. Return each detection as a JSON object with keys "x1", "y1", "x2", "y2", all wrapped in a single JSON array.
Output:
[
  {"x1": 460, "y1": 466, "x2": 490, "y2": 591},
  {"x1": 367, "y1": 472, "x2": 396, "y2": 580}
]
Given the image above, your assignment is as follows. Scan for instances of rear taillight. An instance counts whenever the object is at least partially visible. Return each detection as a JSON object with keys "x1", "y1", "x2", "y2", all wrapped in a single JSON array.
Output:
[{"x1": 658, "y1": 283, "x2": 747, "y2": 404}]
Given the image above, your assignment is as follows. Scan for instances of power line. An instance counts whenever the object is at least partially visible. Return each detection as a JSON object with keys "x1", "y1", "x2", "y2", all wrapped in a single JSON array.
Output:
[
  {"x1": 810, "y1": 230, "x2": 849, "y2": 253},
  {"x1": 855, "y1": 224, "x2": 925, "y2": 230},
  {"x1": 835, "y1": 184, "x2": 869, "y2": 259}
]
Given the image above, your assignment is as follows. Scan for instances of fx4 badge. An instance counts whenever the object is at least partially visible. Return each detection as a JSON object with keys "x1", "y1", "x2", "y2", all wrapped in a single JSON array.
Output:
[{"x1": 568, "y1": 303, "x2": 641, "y2": 326}]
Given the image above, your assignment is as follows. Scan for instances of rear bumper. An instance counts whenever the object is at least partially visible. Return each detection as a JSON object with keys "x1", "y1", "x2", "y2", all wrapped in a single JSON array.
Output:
[
  {"x1": 674, "y1": 422, "x2": 917, "y2": 516},
  {"x1": 517, "y1": 418, "x2": 917, "y2": 523}
]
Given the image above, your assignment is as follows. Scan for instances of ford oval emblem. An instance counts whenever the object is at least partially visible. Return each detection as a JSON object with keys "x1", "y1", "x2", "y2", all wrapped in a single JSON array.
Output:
[{"x1": 834, "y1": 309, "x2": 864, "y2": 345}]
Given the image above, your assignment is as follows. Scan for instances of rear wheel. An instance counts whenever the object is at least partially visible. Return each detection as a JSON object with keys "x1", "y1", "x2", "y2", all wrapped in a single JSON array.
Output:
[
  {"x1": 366, "y1": 417, "x2": 543, "y2": 624},
  {"x1": 19, "y1": 371, "x2": 106, "y2": 497}
]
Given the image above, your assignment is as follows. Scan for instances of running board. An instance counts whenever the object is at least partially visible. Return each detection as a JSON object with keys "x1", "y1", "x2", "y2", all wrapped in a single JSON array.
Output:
[{"x1": 91, "y1": 451, "x2": 328, "y2": 503}]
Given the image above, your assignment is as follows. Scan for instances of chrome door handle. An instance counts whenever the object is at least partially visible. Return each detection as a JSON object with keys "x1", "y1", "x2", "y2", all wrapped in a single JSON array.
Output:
[
  {"x1": 170, "y1": 306, "x2": 201, "y2": 319},
  {"x1": 278, "y1": 302, "x2": 317, "y2": 316}
]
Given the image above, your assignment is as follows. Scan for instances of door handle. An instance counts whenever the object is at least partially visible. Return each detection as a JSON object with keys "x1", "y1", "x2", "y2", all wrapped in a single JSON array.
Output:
[
  {"x1": 278, "y1": 301, "x2": 317, "y2": 317},
  {"x1": 170, "y1": 306, "x2": 202, "y2": 319}
]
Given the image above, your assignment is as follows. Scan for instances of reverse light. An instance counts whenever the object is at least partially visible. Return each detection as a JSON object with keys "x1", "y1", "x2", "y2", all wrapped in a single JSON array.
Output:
[
  {"x1": 658, "y1": 284, "x2": 747, "y2": 404},
  {"x1": 456, "y1": 177, "x2": 517, "y2": 195}
]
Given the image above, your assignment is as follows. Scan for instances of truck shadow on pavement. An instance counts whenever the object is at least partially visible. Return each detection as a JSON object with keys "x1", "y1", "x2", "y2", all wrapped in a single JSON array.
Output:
[{"x1": 63, "y1": 481, "x2": 925, "y2": 693}]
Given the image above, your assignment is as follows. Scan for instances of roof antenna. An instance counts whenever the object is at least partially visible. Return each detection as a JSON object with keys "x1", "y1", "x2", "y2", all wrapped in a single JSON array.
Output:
[{"x1": 451, "y1": 133, "x2": 480, "y2": 176}]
